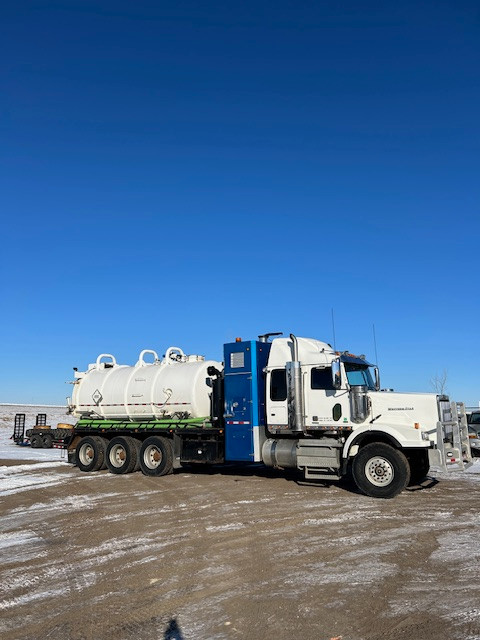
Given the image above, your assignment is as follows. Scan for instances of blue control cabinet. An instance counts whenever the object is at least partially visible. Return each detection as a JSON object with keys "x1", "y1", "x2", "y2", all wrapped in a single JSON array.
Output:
[{"x1": 223, "y1": 340, "x2": 271, "y2": 461}]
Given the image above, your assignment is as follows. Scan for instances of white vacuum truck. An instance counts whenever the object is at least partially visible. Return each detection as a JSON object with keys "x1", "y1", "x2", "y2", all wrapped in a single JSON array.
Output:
[{"x1": 66, "y1": 333, "x2": 472, "y2": 498}]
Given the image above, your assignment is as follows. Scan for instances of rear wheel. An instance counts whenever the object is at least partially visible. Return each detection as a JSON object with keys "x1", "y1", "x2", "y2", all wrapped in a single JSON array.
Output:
[
  {"x1": 76, "y1": 436, "x2": 108, "y2": 472},
  {"x1": 139, "y1": 436, "x2": 173, "y2": 477},
  {"x1": 352, "y1": 442, "x2": 410, "y2": 498},
  {"x1": 42, "y1": 434, "x2": 53, "y2": 448},
  {"x1": 106, "y1": 436, "x2": 140, "y2": 474},
  {"x1": 30, "y1": 434, "x2": 42, "y2": 448},
  {"x1": 127, "y1": 436, "x2": 141, "y2": 472}
]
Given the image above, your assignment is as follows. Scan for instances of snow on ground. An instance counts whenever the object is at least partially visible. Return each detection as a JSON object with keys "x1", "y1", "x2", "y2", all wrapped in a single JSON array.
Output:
[
  {"x1": 0, "y1": 404, "x2": 75, "y2": 494},
  {"x1": 0, "y1": 404, "x2": 76, "y2": 463},
  {"x1": 0, "y1": 462, "x2": 70, "y2": 497},
  {"x1": 0, "y1": 434, "x2": 65, "y2": 463},
  {"x1": 1, "y1": 407, "x2": 480, "y2": 639},
  {"x1": 0, "y1": 403, "x2": 75, "y2": 431}
]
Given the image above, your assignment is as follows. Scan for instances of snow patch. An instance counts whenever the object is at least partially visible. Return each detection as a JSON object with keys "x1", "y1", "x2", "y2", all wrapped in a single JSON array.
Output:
[
  {"x1": 0, "y1": 530, "x2": 41, "y2": 550},
  {"x1": 0, "y1": 472, "x2": 69, "y2": 497},
  {"x1": 0, "y1": 587, "x2": 65, "y2": 611},
  {"x1": 430, "y1": 530, "x2": 480, "y2": 563},
  {"x1": 0, "y1": 461, "x2": 67, "y2": 475},
  {"x1": 206, "y1": 523, "x2": 245, "y2": 532},
  {"x1": 0, "y1": 531, "x2": 48, "y2": 565}
]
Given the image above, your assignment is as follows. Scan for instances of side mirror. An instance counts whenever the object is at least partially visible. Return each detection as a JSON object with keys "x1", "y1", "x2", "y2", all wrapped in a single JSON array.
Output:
[
  {"x1": 374, "y1": 367, "x2": 380, "y2": 391},
  {"x1": 332, "y1": 359, "x2": 342, "y2": 390}
]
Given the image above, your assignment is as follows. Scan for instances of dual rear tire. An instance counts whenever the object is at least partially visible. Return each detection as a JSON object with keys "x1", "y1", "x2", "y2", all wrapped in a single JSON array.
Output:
[
  {"x1": 139, "y1": 436, "x2": 173, "y2": 477},
  {"x1": 76, "y1": 436, "x2": 108, "y2": 472},
  {"x1": 106, "y1": 436, "x2": 141, "y2": 474}
]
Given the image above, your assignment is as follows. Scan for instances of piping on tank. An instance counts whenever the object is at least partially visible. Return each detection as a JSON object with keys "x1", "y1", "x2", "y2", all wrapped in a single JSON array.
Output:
[{"x1": 71, "y1": 346, "x2": 223, "y2": 421}]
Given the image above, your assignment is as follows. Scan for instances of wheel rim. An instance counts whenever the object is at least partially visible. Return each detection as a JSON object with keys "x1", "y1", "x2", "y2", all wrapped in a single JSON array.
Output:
[
  {"x1": 109, "y1": 444, "x2": 127, "y2": 468},
  {"x1": 79, "y1": 444, "x2": 94, "y2": 466},
  {"x1": 143, "y1": 444, "x2": 162, "y2": 469},
  {"x1": 365, "y1": 456, "x2": 394, "y2": 487}
]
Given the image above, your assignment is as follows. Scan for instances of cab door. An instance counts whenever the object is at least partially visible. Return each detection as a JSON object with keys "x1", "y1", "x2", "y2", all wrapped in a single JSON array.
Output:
[
  {"x1": 304, "y1": 365, "x2": 349, "y2": 427},
  {"x1": 266, "y1": 368, "x2": 288, "y2": 426}
]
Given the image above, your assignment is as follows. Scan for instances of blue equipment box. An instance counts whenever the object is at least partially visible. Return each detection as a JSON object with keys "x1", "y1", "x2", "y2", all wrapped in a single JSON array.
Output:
[{"x1": 223, "y1": 340, "x2": 271, "y2": 461}]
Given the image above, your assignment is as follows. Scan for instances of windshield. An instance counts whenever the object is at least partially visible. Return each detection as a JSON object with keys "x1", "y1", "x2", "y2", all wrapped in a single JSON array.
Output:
[
  {"x1": 469, "y1": 412, "x2": 480, "y2": 425},
  {"x1": 345, "y1": 363, "x2": 375, "y2": 390}
]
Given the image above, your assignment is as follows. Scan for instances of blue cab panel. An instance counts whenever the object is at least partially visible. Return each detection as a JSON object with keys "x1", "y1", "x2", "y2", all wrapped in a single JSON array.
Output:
[{"x1": 223, "y1": 340, "x2": 271, "y2": 462}]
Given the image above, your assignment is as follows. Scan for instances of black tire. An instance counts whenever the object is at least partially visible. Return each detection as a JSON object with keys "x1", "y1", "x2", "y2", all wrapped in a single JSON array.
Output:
[
  {"x1": 127, "y1": 436, "x2": 142, "y2": 472},
  {"x1": 139, "y1": 436, "x2": 173, "y2": 477},
  {"x1": 42, "y1": 434, "x2": 53, "y2": 448},
  {"x1": 352, "y1": 442, "x2": 410, "y2": 498},
  {"x1": 407, "y1": 450, "x2": 430, "y2": 486},
  {"x1": 30, "y1": 434, "x2": 42, "y2": 448},
  {"x1": 76, "y1": 436, "x2": 108, "y2": 472},
  {"x1": 106, "y1": 436, "x2": 140, "y2": 474}
]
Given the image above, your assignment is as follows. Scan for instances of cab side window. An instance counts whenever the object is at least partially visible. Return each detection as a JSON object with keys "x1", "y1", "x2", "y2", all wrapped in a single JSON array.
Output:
[
  {"x1": 311, "y1": 367, "x2": 335, "y2": 390},
  {"x1": 270, "y1": 369, "x2": 287, "y2": 401}
]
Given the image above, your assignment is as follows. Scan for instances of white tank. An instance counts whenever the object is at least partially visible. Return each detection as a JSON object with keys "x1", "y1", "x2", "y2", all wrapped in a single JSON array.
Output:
[{"x1": 71, "y1": 346, "x2": 223, "y2": 421}]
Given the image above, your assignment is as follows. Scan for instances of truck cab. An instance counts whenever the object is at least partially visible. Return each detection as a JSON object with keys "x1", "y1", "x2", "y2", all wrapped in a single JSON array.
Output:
[
  {"x1": 265, "y1": 336, "x2": 377, "y2": 433},
  {"x1": 260, "y1": 334, "x2": 472, "y2": 497}
]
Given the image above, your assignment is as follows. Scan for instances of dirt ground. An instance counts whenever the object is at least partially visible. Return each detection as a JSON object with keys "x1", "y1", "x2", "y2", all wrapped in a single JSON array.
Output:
[{"x1": 1, "y1": 450, "x2": 480, "y2": 640}]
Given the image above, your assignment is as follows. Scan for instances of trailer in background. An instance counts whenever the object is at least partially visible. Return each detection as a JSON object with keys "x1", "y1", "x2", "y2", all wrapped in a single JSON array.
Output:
[{"x1": 12, "y1": 412, "x2": 74, "y2": 449}]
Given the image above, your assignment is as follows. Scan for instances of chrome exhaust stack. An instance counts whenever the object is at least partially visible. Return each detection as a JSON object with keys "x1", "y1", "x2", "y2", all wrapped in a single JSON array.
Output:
[{"x1": 286, "y1": 334, "x2": 305, "y2": 433}]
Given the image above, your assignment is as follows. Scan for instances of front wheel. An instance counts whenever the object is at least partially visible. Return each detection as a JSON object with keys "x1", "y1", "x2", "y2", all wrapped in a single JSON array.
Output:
[
  {"x1": 139, "y1": 436, "x2": 173, "y2": 477},
  {"x1": 352, "y1": 442, "x2": 410, "y2": 498}
]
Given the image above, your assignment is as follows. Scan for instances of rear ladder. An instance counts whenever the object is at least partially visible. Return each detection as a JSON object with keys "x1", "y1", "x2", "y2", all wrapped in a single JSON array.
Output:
[
  {"x1": 13, "y1": 413, "x2": 26, "y2": 444},
  {"x1": 36, "y1": 413, "x2": 47, "y2": 426}
]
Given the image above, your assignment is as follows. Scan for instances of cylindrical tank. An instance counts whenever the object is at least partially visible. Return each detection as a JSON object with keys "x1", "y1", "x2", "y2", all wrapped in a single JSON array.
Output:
[{"x1": 71, "y1": 347, "x2": 223, "y2": 421}]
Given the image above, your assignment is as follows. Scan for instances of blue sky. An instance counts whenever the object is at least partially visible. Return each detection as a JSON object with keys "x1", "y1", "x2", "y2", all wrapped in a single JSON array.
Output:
[{"x1": 1, "y1": 0, "x2": 479, "y2": 405}]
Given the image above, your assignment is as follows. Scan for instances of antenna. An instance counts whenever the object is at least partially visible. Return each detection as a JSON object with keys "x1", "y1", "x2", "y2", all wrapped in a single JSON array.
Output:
[
  {"x1": 373, "y1": 323, "x2": 379, "y2": 366},
  {"x1": 331, "y1": 308, "x2": 337, "y2": 351}
]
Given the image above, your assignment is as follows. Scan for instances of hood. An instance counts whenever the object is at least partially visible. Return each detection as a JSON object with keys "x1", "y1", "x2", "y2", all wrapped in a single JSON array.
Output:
[{"x1": 369, "y1": 390, "x2": 440, "y2": 431}]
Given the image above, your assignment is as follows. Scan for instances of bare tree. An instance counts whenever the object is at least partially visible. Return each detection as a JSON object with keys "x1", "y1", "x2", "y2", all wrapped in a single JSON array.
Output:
[{"x1": 430, "y1": 369, "x2": 448, "y2": 395}]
